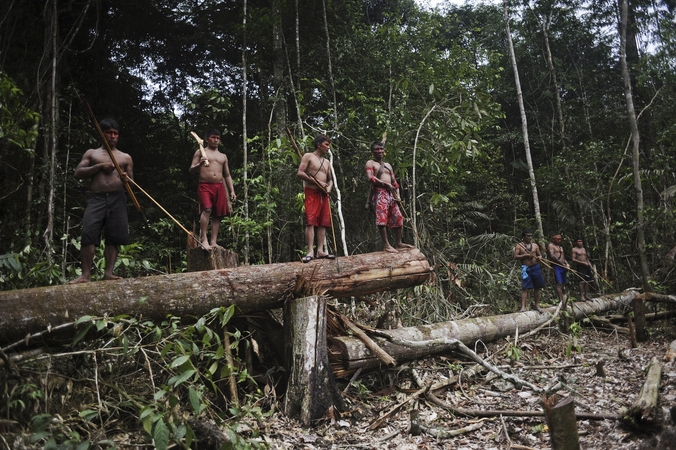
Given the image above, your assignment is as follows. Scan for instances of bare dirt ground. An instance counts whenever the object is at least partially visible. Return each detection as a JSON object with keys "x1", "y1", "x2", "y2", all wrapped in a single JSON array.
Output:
[{"x1": 262, "y1": 322, "x2": 676, "y2": 449}]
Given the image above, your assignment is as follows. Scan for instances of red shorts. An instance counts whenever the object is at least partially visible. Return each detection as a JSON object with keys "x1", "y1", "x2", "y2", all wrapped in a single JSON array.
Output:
[
  {"x1": 304, "y1": 187, "x2": 331, "y2": 228},
  {"x1": 198, "y1": 182, "x2": 230, "y2": 217},
  {"x1": 375, "y1": 188, "x2": 403, "y2": 228}
]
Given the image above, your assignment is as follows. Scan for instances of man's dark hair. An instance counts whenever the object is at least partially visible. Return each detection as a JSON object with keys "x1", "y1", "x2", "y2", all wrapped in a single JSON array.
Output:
[
  {"x1": 313, "y1": 134, "x2": 330, "y2": 149},
  {"x1": 371, "y1": 141, "x2": 384, "y2": 152},
  {"x1": 205, "y1": 128, "x2": 221, "y2": 138},
  {"x1": 522, "y1": 229, "x2": 533, "y2": 237},
  {"x1": 99, "y1": 119, "x2": 119, "y2": 132},
  {"x1": 575, "y1": 237, "x2": 584, "y2": 242}
]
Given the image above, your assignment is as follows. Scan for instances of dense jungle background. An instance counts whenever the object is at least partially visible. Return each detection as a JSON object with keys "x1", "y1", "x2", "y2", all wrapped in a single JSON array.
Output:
[{"x1": 2, "y1": 0, "x2": 676, "y2": 448}]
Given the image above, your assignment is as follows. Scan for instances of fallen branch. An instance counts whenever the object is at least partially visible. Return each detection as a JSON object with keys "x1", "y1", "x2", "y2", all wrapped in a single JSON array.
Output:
[
  {"x1": 374, "y1": 335, "x2": 541, "y2": 391},
  {"x1": 427, "y1": 392, "x2": 621, "y2": 421},
  {"x1": 419, "y1": 420, "x2": 486, "y2": 439},
  {"x1": 521, "y1": 300, "x2": 563, "y2": 339},
  {"x1": 335, "y1": 311, "x2": 396, "y2": 367},
  {"x1": 366, "y1": 364, "x2": 484, "y2": 431}
]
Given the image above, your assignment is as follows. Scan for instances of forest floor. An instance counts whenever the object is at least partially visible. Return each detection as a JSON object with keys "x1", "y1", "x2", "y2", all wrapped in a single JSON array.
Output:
[{"x1": 261, "y1": 320, "x2": 676, "y2": 449}]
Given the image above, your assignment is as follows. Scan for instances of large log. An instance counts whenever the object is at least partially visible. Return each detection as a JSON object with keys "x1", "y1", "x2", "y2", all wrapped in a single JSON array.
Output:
[
  {"x1": 0, "y1": 249, "x2": 430, "y2": 345},
  {"x1": 329, "y1": 290, "x2": 641, "y2": 373}
]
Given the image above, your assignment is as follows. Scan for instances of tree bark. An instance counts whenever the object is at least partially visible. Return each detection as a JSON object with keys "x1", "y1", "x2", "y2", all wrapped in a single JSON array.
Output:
[
  {"x1": 187, "y1": 247, "x2": 239, "y2": 271},
  {"x1": 284, "y1": 295, "x2": 343, "y2": 425},
  {"x1": 626, "y1": 357, "x2": 662, "y2": 425},
  {"x1": 619, "y1": 0, "x2": 650, "y2": 290},
  {"x1": 503, "y1": 0, "x2": 544, "y2": 238},
  {"x1": 0, "y1": 249, "x2": 430, "y2": 345},
  {"x1": 329, "y1": 291, "x2": 640, "y2": 374},
  {"x1": 542, "y1": 395, "x2": 580, "y2": 450}
]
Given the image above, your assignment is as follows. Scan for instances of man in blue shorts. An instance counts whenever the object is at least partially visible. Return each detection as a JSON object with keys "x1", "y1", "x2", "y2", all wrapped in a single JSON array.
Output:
[
  {"x1": 514, "y1": 229, "x2": 545, "y2": 313},
  {"x1": 547, "y1": 234, "x2": 569, "y2": 305}
]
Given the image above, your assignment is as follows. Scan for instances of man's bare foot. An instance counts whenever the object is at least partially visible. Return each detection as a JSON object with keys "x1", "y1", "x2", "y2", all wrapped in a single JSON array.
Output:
[
  {"x1": 68, "y1": 275, "x2": 90, "y2": 284},
  {"x1": 210, "y1": 242, "x2": 222, "y2": 249},
  {"x1": 396, "y1": 243, "x2": 415, "y2": 250},
  {"x1": 383, "y1": 245, "x2": 398, "y2": 253},
  {"x1": 103, "y1": 274, "x2": 122, "y2": 281},
  {"x1": 202, "y1": 240, "x2": 212, "y2": 251}
]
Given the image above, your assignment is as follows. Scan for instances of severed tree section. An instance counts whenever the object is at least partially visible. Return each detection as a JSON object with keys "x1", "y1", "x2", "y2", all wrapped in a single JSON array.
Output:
[
  {"x1": 284, "y1": 296, "x2": 344, "y2": 425},
  {"x1": 625, "y1": 357, "x2": 662, "y2": 426},
  {"x1": 329, "y1": 290, "x2": 641, "y2": 374},
  {"x1": 0, "y1": 249, "x2": 430, "y2": 344}
]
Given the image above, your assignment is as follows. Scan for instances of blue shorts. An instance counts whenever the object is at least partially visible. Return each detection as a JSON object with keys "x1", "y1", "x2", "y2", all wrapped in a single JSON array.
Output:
[
  {"x1": 554, "y1": 265, "x2": 568, "y2": 285},
  {"x1": 521, "y1": 264, "x2": 546, "y2": 290}
]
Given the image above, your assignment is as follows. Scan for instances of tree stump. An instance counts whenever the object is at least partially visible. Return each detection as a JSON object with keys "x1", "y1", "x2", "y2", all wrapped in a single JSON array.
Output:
[
  {"x1": 541, "y1": 395, "x2": 580, "y2": 450},
  {"x1": 283, "y1": 295, "x2": 342, "y2": 425},
  {"x1": 632, "y1": 295, "x2": 647, "y2": 342},
  {"x1": 187, "y1": 246, "x2": 239, "y2": 271}
]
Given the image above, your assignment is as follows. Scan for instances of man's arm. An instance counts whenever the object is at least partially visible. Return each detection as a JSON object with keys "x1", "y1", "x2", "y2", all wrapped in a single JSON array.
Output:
[
  {"x1": 189, "y1": 149, "x2": 204, "y2": 174},
  {"x1": 222, "y1": 156, "x2": 236, "y2": 201},
  {"x1": 74, "y1": 150, "x2": 114, "y2": 179},
  {"x1": 514, "y1": 244, "x2": 526, "y2": 261},
  {"x1": 547, "y1": 243, "x2": 565, "y2": 266}
]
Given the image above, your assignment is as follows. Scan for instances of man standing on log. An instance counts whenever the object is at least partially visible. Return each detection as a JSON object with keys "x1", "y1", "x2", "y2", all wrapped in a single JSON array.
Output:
[
  {"x1": 547, "y1": 234, "x2": 569, "y2": 304},
  {"x1": 514, "y1": 229, "x2": 545, "y2": 312},
  {"x1": 572, "y1": 238, "x2": 594, "y2": 301},
  {"x1": 189, "y1": 128, "x2": 236, "y2": 251},
  {"x1": 365, "y1": 141, "x2": 414, "y2": 253},
  {"x1": 69, "y1": 119, "x2": 133, "y2": 284},
  {"x1": 297, "y1": 134, "x2": 335, "y2": 263}
]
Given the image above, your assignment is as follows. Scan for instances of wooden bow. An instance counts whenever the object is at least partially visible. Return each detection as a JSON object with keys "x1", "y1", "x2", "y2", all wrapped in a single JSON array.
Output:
[{"x1": 190, "y1": 131, "x2": 210, "y2": 167}]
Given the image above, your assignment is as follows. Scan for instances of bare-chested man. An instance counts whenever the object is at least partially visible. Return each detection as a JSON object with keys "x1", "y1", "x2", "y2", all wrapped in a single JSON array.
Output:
[
  {"x1": 547, "y1": 234, "x2": 569, "y2": 304},
  {"x1": 572, "y1": 238, "x2": 594, "y2": 301},
  {"x1": 189, "y1": 128, "x2": 237, "y2": 251},
  {"x1": 69, "y1": 119, "x2": 133, "y2": 284},
  {"x1": 365, "y1": 141, "x2": 414, "y2": 253},
  {"x1": 514, "y1": 229, "x2": 545, "y2": 312},
  {"x1": 297, "y1": 134, "x2": 335, "y2": 262}
]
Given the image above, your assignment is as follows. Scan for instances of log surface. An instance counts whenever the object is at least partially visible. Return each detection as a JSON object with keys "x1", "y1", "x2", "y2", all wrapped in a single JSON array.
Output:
[
  {"x1": 329, "y1": 290, "x2": 641, "y2": 372},
  {"x1": 0, "y1": 249, "x2": 430, "y2": 344}
]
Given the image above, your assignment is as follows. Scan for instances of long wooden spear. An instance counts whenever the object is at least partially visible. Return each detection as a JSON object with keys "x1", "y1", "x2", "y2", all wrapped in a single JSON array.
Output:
[
  {"x1": 82, "y1": 99, "x2": 142, "y2": 213},
  {"x1": 81, "y1": 98, "x2": 204, "y2": 250}
]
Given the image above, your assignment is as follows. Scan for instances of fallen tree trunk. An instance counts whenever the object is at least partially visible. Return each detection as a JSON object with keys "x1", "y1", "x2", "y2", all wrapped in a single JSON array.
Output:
[
  {"x1": 329, "y1": 290, "x2": 641, "y2": 374},
  {"x1": 625, "y1": 357, "x2": 662, "y2": 426},
  {"x1": 0, "y1": 249, "x2": 430, "y2": 345}
]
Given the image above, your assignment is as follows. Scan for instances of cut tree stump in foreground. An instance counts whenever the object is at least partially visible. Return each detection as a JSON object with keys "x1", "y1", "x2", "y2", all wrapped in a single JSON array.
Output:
[
  {"x1": 542, "y1": 395, "x2": 581, "y2": 450},
  {"x1": 284, "y1": 295, "x2": 343, "y2": 425},
  {"x1": 187, "y1": 246, "x2": 239, "y2": 271},
  {"x1": 0, "y1": 249, "x2": 430, "y2": 345},
  {"x1": 329, "y1": 290, "x2": 641, "y2": 374}
]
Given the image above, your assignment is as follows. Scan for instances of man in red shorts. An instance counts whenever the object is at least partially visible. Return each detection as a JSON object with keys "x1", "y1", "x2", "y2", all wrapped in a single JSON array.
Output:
[
  {"x1": 297, "y1": 134, "x2": 335, "y2": 262},
  {"x1": 365, "y1": 141, "x2": 414, "y2": 253},
  {"x1": 189, "y1": 128, "x2": 236, "y2": 251}
]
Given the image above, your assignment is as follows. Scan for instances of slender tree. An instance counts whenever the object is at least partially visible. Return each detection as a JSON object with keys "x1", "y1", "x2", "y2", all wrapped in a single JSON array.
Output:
[
  {"x1": 619, "y1": 0, "x2": 650, "y2": 289},
  {"x1": 503, "y1": 0, "x2": 544, "y2": 238}
]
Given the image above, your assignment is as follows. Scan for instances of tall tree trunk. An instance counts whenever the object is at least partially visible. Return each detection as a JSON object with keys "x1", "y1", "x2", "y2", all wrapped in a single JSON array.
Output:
[
  {"x1": 44, "y1": 0, "x2": 58, "y2": 266},
  {"x1": 540, "y1": 8, "x2": 565, "y2": 145},
  {"x1": 272, "y1": 0, "x2": 285, "y2": 135},
  {"x1": 320, "y1": 0, "x2": 347, "y2": 256},
  {"x1": 503, "y1": 0, "x2": 544, "y2": 238},
  {"x1": 619, "y1": 0, "x2": 650, "y2": 290},
  {"x1": 242, "y1": 0, "x2": 250, "y2": 265}
]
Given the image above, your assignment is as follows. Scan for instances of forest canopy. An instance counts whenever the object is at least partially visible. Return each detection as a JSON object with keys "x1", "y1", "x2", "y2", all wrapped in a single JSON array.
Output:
[{"x1": 1, "y1": 0, "x2": 675, "y2": 307}]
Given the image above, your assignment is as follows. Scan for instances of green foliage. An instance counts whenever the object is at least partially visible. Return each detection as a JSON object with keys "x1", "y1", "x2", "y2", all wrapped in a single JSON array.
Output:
[
  {"x1": 0, "y1": 71, "x2": 40, "y2": 150},
  {"x1": 3, "y1": 308, "x2": 269, "y2": 449},
  {"x1": 505, "y1": 344, "x2": 521, "y2": 362}
]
